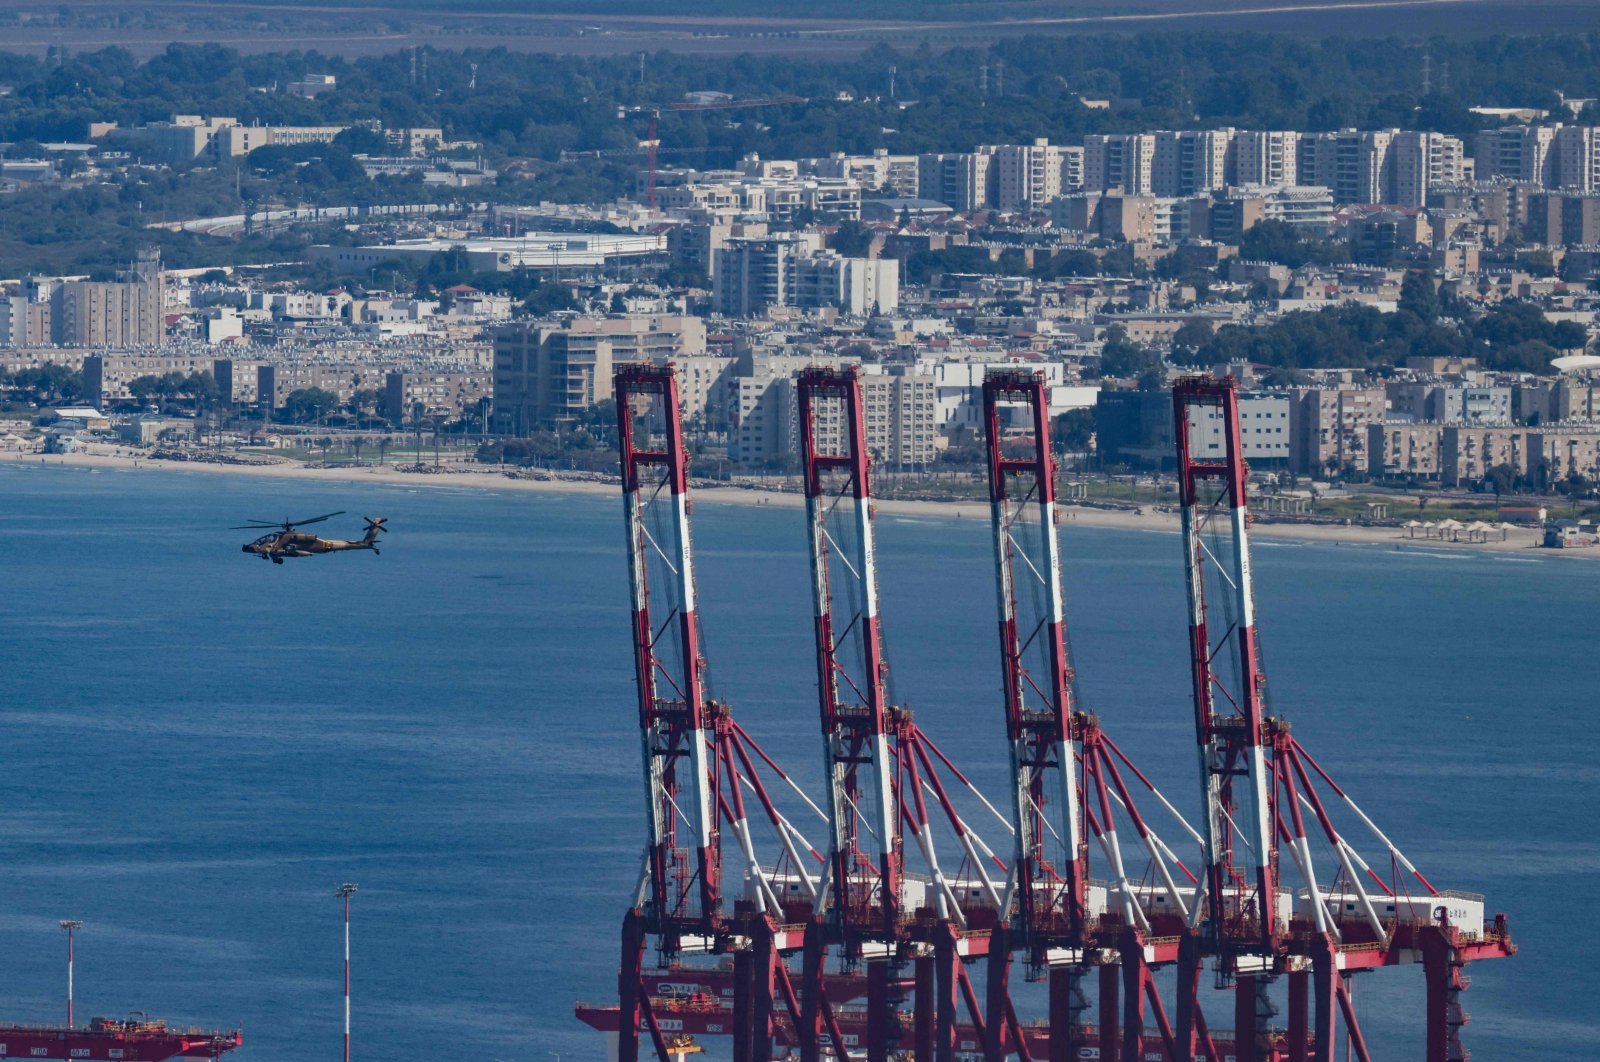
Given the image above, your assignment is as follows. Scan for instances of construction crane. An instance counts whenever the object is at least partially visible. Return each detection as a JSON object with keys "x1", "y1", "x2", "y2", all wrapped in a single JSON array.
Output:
[
  {"x1": 982, "y1": 370, "x2": 1214, "y2": 1062},
  {"x1": 616, "y1": 96, "x2": 807, "y2": 208},
  {"x1": 1169, "y1": 375, "x2": 1515, "y2": 1062}
]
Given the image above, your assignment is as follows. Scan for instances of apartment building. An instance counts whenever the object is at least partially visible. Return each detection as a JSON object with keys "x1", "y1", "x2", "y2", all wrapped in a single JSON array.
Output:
[
  {"x1": 83, "y1": 353, "x2": 254, "y2": 406},
  {"x1": 713, "y1": 238, "x2": 897, "y2": 317},
  {"x1": 1151, "y1": 129, "x2": 1232, "y2": 198},
  {"x1": 1292, "y1": 386, "x2": 1387, "y2": 474},
  {"x1": 1554, "y1": 126, "x2": 1600, "y2": 192},
  {"x1": 1083, "y1": 134, "x2": 1157, "y2": 196},
  {"x1": 802, "y1": 150, "x2": 921, "y2": 197},
  {"x1": 727, "y1": 353, "x2": 815, "y2": 468},
  {"x1": 1231, "y1": 130, "x2": 1300, "y2": 186},
  {"x1": 667, "y1": 221, "x2": 769, "y2": 279},
  {"x1": 1390, "y1": 131, "x2": 1469, "y2": 208},
  {"x1": 1525, "y1": 191, "x2": 1600, "y2": 246},
  {"x1": 1367, "y1": 421, "x2": 1444, "y2": 479},
  {"x1": 856, "y1": 366, "x2": 940, "y2": 468},
  {"x1": 257, "y1": 362, "x2": 387, "y2": 411},
  {"x1": 491, "y1": 316, "x2": 707, "y2": 434},
  {"x1": 668, "y1": 355, "x2": 738, "y2": 431},
  {"x1": 1517, "y1": 377, "x2": 1600, "y2": 422},
  {"x1": 1298, "y1": 130, "x2": 1396, "y2": 205},
  {"x1": 1474, "y1": 125, "x2": 1560, "y2": 185},
  {"x1": 1439, "y1": 425, "x2": 1538, "y2": 487},
  {"x1": 384, "y1": 370, "x2": 492, "y2": 422},
  {"x1": 1377, "y1": 421, "x2": 1600, "y2": 486},
  {"x1": 1052, "y1": 193, "x2": 1191, "y2": 242},
  {"x1": 917, "y1": 151, "x2": 997, "y2": 211},
  {"x1": 655, "y1": 174, "x2": 863, "y2": 222},
  {"x1": 1386, "y1": 382, "x2": 1513, "y2": 425},
  {"x1": 49, "y1": 249, "x2": 166, "y2": 348},
  {"x1": 991, "y1": 139, "x2": 1084, "y2": 212},
  {"x1": 1198, "y1": 185, "x2": 1335, "y2": 241}
]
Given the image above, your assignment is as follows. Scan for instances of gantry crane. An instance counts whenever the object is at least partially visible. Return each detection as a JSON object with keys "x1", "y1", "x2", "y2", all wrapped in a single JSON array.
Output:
[
  {"x1": 982, "y1": 370, "x2": 1214, "y2": 1062},
  {"x1": 614, "y1": 363, "x2": 842, "y2": 1062},
  {"x1": 1169, "y1": 375, "x2": 1515, "y2": 1062},
  {"x1": 795, "y1": 366, "x2": 1017, "y2": 1062}
]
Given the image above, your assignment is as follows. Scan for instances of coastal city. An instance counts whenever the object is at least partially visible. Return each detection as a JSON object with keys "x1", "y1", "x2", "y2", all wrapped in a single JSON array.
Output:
[
  {"x1": 13, "y1": 112, "x2": 1600, "y2": 548},
  {"x1": 1, "y1": 9, "x2": 1597, "y2": 1062}
]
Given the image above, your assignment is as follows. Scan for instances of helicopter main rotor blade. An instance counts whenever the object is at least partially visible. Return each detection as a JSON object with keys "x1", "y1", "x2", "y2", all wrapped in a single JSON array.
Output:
[{"x1": 288, "y1": 511, "x2": 345, "y2": 527}]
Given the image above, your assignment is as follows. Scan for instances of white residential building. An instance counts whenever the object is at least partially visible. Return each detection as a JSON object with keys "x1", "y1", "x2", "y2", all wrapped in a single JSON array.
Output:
[
  {"x1": 992, "y1": 139, "x2": 1084, "y2": 212},
  {"x1": 1083, "y1": 134, "x2": 1157, "y2": 195},
  {"x1": 1230, "y1": 130, "x2": 1300, "y2": 187}
]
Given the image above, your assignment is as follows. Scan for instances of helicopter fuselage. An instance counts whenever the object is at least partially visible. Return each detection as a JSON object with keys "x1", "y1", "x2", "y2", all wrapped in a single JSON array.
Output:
[{"x1": 240, "y1": 519, "x2": 385, "y2": 563}]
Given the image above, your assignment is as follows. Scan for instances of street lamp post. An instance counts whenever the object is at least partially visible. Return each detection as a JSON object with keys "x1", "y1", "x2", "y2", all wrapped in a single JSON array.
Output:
[
  {"x1": 58, "y1": 920, "x2": 82, "y2": 1027},
  {"x1": 336, "y1": 884, "x2": 358, "y2": 1062}
]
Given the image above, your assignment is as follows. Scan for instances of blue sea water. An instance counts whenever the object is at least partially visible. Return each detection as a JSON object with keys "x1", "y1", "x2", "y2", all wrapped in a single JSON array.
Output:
[{"x1": 0, "y1": 461, "x2": 1595, "y2": 1061}]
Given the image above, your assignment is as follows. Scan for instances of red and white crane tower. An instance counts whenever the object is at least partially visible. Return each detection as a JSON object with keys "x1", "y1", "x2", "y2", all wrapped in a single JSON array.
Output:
[
  {"x1": 1170, "y1": 375, "x2": 1514, "y2": 1062},
  {"x1": 795, "y1": 366, "x2": 1017, "y2": 1062},
  {"x1": 983, "y1": 370, "x2": 1217, "y2": 1062},
  {"x1": 614, "y1": 363, "x2": 842, "y2": 1062}
]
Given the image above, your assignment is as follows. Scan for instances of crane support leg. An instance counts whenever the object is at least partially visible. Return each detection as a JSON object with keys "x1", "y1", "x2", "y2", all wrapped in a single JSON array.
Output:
[
  {"x1": 1235, "y1": 972, "x2": 1260, "y2": 1062},
  {"x1": 984, "y1": 925, "x2": 1011, "y2": 1062},
  {"x1": 753, "y1": 919, "x2": 776, "y2": 1062},
  {"x1": 1287, "y1": 968, "x2": 1309, "y2": 1062},
  {"x1": 1098, "y1": 962, "x2": 1120, "y2": 1062},
  {"x1": 1049, "y1": 966, "x2": 1089, "y2": 1062},
  {"x1": 916, "y1": 951, "x2": 935, "y2": 1061},
  {"x1": 1175, "y1": 933, "x2": 1201, "y2": 1062},
  {"x1": 1120, "y1": 932, "x2": 1146, "y2": 1062},
  {"x1": 935, "y1": 923, "x2": 961, "y2": 1062},
  {"x1": 734, "y1": 943, "x2": 754, "y2": 1062},
  {"x1": 1420, "y1": 924, "x2": 1469, "y2": 1062},
  {"x1": 868, "y1": 960, "x2": 891, "y2": 1062},
  {"x1": 618, "y1": 909, "x2": 646, "y2": 1062},
  {"x1": 800, "y1": 919, "x2": 827, "y2": 1062},
  {"x1": 1312, "y1": 936, "x2": 1338, "y2": 1062}
]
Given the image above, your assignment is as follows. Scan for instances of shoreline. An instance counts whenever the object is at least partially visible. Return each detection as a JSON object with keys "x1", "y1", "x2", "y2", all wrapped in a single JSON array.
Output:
[{"x1": 11, "y1": 447, "x2": 1571, "y2": 558}]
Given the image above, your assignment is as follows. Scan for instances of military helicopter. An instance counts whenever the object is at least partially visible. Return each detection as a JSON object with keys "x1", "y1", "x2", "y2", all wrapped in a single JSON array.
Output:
[{"x1": 234, "y1": 511, "x2": 387, "y2": 564}]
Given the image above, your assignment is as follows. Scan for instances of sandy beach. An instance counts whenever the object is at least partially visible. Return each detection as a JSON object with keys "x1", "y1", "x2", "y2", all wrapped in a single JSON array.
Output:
[{"x1": 13, "y1": 446, "x2": 1568, "y2": 557}]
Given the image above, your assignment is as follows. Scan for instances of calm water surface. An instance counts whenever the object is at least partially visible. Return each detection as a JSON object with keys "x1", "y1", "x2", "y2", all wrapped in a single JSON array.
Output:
[{"x1": 1, "y1": 462, "x2": 1594, "y2": 1060}]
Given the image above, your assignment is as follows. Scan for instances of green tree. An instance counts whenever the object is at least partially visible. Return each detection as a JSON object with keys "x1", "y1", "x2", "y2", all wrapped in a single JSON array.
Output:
[
  {"x1": 1399, "y1": 270, "x2": 1440, "y2": 323},
  {"x1": 1170, "y1": 318, "x2": 1215, "y2": 364},
  {"x1": 282, "y1": 387, "x2": 341, "y2": 424},
  {"x1": 1053, "y1": 408, "x2": 1094, "y2": 453},
  {"x1": 1094, "y1": 326, "x2": 1161, "y2": 378},
  {"x1": 1484, "y1": 463, "x2": 1517, "y2": 498}
]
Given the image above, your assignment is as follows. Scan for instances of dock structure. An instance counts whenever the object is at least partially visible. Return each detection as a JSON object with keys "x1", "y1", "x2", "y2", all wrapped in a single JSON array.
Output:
[{"x1": 584, "y1": 366, "x2": 1514, "y2": 1061}]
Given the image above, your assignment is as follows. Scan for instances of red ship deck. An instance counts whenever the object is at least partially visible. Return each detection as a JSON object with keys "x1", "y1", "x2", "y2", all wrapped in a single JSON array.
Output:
[{"x1": 0, "y1": 1016, "x2": 242, "y2": 1061}]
